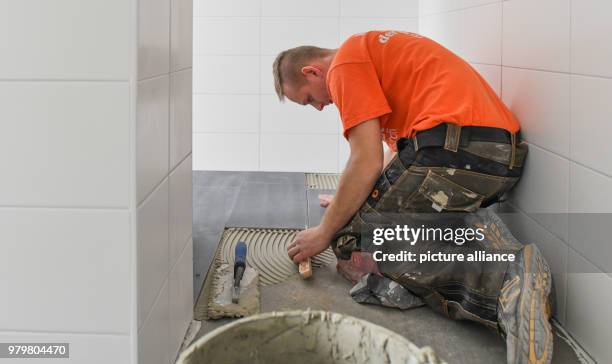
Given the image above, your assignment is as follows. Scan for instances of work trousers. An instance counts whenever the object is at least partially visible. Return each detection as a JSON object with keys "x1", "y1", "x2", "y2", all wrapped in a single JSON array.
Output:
[{"x1": 331, "y1": 123, "x2": 534, "y2": 330}]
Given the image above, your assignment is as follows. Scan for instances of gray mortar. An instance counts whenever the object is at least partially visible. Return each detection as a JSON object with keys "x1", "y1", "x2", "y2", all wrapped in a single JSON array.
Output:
[
  {"x1": 208, "y1": 264, "x2": 260, "y2": 319},
  {"x1": 177, "y1": 310, "x2": 447, "y2": 364}
]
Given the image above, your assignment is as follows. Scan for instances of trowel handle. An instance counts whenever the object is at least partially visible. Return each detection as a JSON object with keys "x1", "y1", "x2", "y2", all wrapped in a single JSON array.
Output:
[{"x1": 234, "y1": 241, "x2": 247, "y2": 272}]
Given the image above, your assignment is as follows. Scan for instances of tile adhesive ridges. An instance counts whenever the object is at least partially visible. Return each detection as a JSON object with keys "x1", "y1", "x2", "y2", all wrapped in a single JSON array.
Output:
[
  {"x1": 306, "y1": 173, "x2": 341, "y2": 190},
  {"x1": 197, "y1": 227, "x2": 338, "y2": 319},
  {"x1": 215, "y1": 227, "x2": 336, "y2": 286}
]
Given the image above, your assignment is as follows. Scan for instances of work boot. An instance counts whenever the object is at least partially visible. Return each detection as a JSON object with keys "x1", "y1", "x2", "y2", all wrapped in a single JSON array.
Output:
[{"x1": 498, "y1": 244, "x2": 554, "y2": 364}]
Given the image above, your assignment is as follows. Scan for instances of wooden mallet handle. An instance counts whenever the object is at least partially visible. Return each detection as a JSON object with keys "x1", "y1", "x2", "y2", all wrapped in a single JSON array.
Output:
[{"x1": 298, "y1": 258, "x2": 312, "y2": 279}]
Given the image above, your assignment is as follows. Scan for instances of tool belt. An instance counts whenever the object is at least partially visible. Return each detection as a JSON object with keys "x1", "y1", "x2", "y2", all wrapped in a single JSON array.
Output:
[
  {"x1": 397, "y1": 123, "x2": 527, "y2": 175},
  {"x1": 404, "y1": 123, "x2": 519, "y2": 150}
]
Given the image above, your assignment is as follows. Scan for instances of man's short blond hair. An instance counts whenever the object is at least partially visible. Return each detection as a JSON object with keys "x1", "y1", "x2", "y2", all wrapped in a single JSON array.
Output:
[{"x1": 272, "y1": 46, "x2": 332, "y2": 101}]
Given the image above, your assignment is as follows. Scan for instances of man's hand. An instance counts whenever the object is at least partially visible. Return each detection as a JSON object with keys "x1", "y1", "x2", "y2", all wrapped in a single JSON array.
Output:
[{"x1": 287, "y1": 226, "x2": 333, "y2": 263}]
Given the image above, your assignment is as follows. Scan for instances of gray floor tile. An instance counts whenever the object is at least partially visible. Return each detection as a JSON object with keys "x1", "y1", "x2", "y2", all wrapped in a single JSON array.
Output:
[
  {"x1": 307, "y1": 189, "x2": 335, "y2": 227},
  {"x1": 193, "y1": 185, "x2": 240, "y2": 235},
  {"x1": 243, "y1": 171, "x2": 306, "y2": 185},
  {"x1": 226, "y1": 182, "x2": 307, "y2": 229},
  {"x1": 193, "y1": 170, "x2": 247, "y2": 188}
]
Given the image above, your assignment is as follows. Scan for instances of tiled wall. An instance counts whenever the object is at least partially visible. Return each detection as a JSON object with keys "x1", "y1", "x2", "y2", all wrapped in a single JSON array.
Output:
[
  {"x1": 420, "y1": 0, "x2": 612, "y2": 361},
  {"x1": 192, "y1": 0, "x2": 419, "y2": 172},
  {"x1": 0, "y1": 1, "x2": 133, "y2": 363},
  {"x1": 137, "y1": 0, "x2": 194, "y2": 363},
  {"x1": 0, "y1": 1, "x2": 193, "y2": 363}
]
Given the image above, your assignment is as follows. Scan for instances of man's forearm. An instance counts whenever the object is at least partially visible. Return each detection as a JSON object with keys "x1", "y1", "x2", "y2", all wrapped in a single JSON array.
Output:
[{"x1": 318, "y1": 154, "x2": 382, "y2": 238}]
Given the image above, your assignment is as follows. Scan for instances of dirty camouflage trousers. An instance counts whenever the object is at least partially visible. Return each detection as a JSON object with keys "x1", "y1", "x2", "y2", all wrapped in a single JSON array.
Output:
[{"x1": 331, "y1": 123, "x2": 554, "y2": 364}]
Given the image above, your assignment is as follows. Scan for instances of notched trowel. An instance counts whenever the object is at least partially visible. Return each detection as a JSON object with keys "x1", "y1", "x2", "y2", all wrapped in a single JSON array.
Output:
[{"x1": 208, "y1": 241, "x2": 260, "y2": 319}]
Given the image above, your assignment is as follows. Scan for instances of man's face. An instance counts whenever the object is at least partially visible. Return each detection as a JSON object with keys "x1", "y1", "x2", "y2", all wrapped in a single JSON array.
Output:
[{"x1": 284, "y1": 65, "x2": 332, "y2": 111}]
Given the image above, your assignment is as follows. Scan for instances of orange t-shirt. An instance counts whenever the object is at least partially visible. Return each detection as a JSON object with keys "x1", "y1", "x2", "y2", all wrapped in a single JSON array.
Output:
[{"x1": 327, "y1": 31, "x2": 520, "y2": 151}]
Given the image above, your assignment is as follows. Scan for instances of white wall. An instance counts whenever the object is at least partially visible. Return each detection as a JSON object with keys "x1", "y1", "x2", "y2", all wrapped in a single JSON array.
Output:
[
  {"x1": 0, "y1": 1, "x2": 193, "y2": 363},
  {"x1": 137, "y1": 0, "x2": 194, "y2": 363},
  {"x1": 420, "y1": 1, "x2": 612, "y2": 362},
  {"x1": 192, "y1": 0, "x2": 419, "y2": 172}
]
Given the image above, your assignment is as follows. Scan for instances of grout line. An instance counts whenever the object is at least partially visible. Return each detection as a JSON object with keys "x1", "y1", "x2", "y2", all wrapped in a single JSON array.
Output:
[
  {"x1": 421, "y1": 1, "x2": 501, "y2": 17},
  {"x1": 0, "y1": 204, "x2": 129, "y2": 212},
  {"x1": 506, "y1": 200, "x2": 612, "y2": 278},
  {"x1": 525, "y1": 142, "x2": 612, "y2": 179},
  {"x1": 192, "y1": 15, "x2": 420, "y2": 20},
  {"x1": 258, "y1": 0, "x2": 263, "y2": 171},
  {"x1": 193, "y1": 131, "x2": 342, "y2": 136},
  {"x1": 0, "y1": 330, "x2": 130, "y2": 337},
  {"x1": 0, "y1": 79, "x2": 130, "y2": 83},
  {"x1": 500, "y1": 0, "x2": 504, "y2": 96}
]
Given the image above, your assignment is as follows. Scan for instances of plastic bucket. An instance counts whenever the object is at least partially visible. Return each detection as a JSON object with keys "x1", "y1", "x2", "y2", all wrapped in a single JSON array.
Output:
[{"x1": 176, "y1": 310, "x2": 444, "y2": 364}]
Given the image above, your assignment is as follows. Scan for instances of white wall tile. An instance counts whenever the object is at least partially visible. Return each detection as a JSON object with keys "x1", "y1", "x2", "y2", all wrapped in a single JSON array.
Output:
[
  {"x1": 569, "y1": 163, "x2": 612, "y2": 214},
  {"x1": 0, "y1": 208, "x2": 131, "y2": 333},
  {"x1": 137, "y1": 76, "x2": 170, "y2": 204},
  {"x1": 261, "y1": 18, "x2": 339, "y2": 55},
  {"x1": 138, "y1": 279, "x2": 170, "y2": 364},
  {"x1": 502, "y1": 0, "x2": 570, "y2": 72},
  {"x1": 0, "y1": 332, "x2": 130, "y2": 364},
  {"x1": 193, "y1": 18, "x2": 260, "y2": 55},
  {"x1": 571, "y1": 0, "x2": 612, "y2": 78},
  {"x1": 263, "y1": 0, "x2": 340, "y2": 16},
  {"x1": 508, "y1": 144, "x2": 569, "y2": 242},
  {"x1": 470, "y1": 63, "x2": 501, "y2": 96},
  {"x1": 139, "y1": 0, "x2": 171, "y2": 79},
  {"x1": 169, "y1": 155, "x2": 193, "y2": 267},
  {"x1": 341, "y1": 0, "x2": 419, "y2": 17},
  {"x1": 499, "y1": 206, "x2": 568, "y2": 324},
  {"x1": 171, "y1": 69, "x2": 193, "y2": 169},
  {"x1": 193, "y1": 133, "x2": 259, "y2": 170},
  {"x1": 566, "y1": 251, "x2": 612, "y2": 363},
  {"x1": 171, "y1": 0, "x2": 193, "y2": 71},
  {"x1": 193, "y1": 56, "x2": 260, "y2": 94},
  {"x1": 261, "y1": 94, "x2": 340, "y2": 134},
  {"x1": 570, "y1": 75, "x2": 612, "y2": 176},
  {"x1": 193, "y1": 95, "x2": 260, "y2": 133},
  {"x1": 138, "y1": 180, "x2": 170, "y2": 329},
  {"x1": 420, "y1": 0, "x2": 462, "y2": 16},
  {"x1": 461, "y1": 0, "x2": 500, "y2": 8},
  {"x1": 460, "y1": 3, "x2": 501, "y2": 64},
  {"x1": 194, "y1": 0, "x2": 260, "y2": 16},
  {"x1": 0, "y1": 0, "x2": 131, "y2": 80},
  {"x1": 568, "y1": 163, "x2": 612, "y2": 274},
  {"x1": 260, "y1": 55, "x2": 276, "y2": 94},
  {"x1": 339, "y1": 18, "x2": 419, "y2": 41},
  {"x1": 502, "y1": 67, "x2": 570, "y2": 158},
  {"x1": 0, "y1": 82, "x2": 130, "y2": 208},
  {"x1": 169, "y1": 238, "x2": 193, "y2": 360},
  {"x1": 418, "y1": 12, "x2": 463, "y2": 56},
  {"x1": 260, "y1": 134, "x2": 338, "y2": 172}
]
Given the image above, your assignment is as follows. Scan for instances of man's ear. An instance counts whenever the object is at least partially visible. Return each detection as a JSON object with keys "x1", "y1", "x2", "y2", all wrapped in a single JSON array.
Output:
[{"x1": 301, "y1": 65, "x2": 322, "y2": 79}]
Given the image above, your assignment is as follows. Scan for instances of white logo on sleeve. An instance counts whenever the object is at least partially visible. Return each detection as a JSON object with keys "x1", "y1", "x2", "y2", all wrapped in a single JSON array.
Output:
[{"x1": 378, "y1": 30, "x2": 423, "y2": 44}]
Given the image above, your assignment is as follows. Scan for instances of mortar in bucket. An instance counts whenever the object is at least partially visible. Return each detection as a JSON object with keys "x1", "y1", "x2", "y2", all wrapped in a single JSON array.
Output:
[{"x1": 176, "y1": 310, "x2": 445, "y2": 364}]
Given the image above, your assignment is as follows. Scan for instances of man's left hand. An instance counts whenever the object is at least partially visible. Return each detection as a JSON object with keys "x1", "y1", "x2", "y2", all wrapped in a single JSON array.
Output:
[{"x1": 287, "y1": 226, "x2": 333, "y2": 263}]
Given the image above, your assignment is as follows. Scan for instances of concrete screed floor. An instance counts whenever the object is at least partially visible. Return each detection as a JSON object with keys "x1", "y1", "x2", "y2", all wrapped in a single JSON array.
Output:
[{"x1": 190, "y1": 171, "x2": 582, "y2": 364}]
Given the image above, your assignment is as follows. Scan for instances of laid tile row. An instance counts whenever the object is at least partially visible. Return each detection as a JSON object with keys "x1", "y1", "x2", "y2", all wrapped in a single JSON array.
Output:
[
  {"x1": 139, "y1": 0, "x2": 193, "y2": 80},
  {"x1": 194, "y1": 0, "x2": 419, "y2": 18},
  {"x1": 193, "y1": 133, "x2": 339, "y2": 172},
  {"x1": 422, "y1": 0, "x2": 612, "y2": 78},
  {"x1": 193, "y1": 16, "x2": 418, "y2": 56}
]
